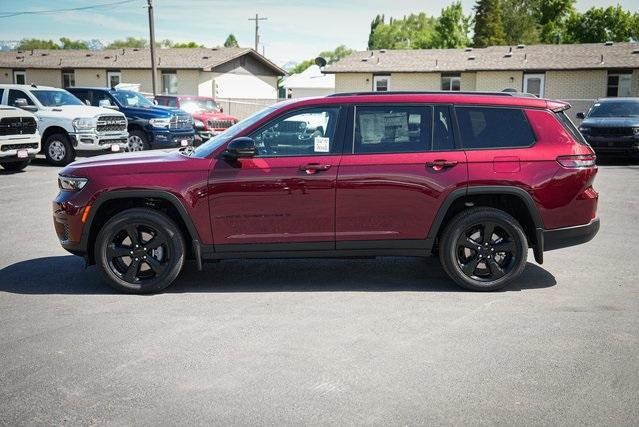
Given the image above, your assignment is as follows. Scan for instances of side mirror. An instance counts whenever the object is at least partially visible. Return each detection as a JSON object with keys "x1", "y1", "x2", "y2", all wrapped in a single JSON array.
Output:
[
  {"x1": 99, "y1": 99, "x2": 118, "y2": 109},
  {"x1": 14, "y1": 98, "x2": 37, "y2": 112},
  {"x1": 576, "y1": 112, "x2": 585, "y2": 120},
  {"x1": 223, "y1": 137, "x2": 256, "y2": 159},
  {"x1": 85, "y1": 99, "x2": 91, "y2": 106}
]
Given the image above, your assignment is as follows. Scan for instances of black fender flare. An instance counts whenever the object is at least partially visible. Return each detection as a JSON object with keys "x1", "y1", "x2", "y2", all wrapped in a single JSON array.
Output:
[{"x1": 427, "y1": 186, "x2": 545, "y2": 262}]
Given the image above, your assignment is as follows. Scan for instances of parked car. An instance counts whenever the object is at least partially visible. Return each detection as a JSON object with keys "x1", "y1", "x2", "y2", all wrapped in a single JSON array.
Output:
[
  {"x1": 53, "y1": 91, "x2": 599, "y2": 294},
  {"x1": 0, "y1": 84, "x2": 128, "y2": 166},
  {"x1": 67, "y1": 88, "x2": 195, "y2": 151},
  {"x1": 0, "y1": 105, "x2": 40, "y2": 171},
  {"x1": 577, "y1": 98, "x2": 639, "y2": 159},
  {"x1": 155, "y1": 95, "x2": 238, "y2": 144}
]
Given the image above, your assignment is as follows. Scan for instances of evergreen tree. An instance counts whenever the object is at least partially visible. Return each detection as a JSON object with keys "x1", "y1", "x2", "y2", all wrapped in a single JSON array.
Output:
[
  {"x1": 473, "y1": 0, "x2": 507, "y2": 47},
  {"x1": 224, "y1": 34, "x2": 239, "y2": 48}
]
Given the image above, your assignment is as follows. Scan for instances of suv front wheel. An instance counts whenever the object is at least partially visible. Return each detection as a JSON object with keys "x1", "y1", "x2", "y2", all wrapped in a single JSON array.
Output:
[
  {"x1": 95, "y1": 208, "x2": 185, "y2": 294},
  {"x1": 44, "y1": 133, "x2": 74, "y2": 166},
  {"x1": 439, "y1": 207, "x2": 528, "y2": 291}
]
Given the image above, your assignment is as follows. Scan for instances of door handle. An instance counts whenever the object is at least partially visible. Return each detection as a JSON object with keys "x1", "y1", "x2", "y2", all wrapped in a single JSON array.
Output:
[
  {"x1": 426, "y1": 160, "x2": 458, "y2": 171},
  {"x1": 300, "y1": 163, "x2": 332, "y2": 174}
]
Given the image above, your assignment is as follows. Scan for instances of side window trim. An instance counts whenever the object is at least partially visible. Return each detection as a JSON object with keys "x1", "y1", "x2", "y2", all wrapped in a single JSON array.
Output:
[
  {"x1": 249, "y1": 105, "x2": 345, "y2": 158},
  {"x1": 452, "y1": 105, "x2": 537, "y2": 150}
]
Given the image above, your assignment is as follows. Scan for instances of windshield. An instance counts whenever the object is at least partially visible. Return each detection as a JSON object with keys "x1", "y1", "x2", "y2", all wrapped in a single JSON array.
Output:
[
  {"x1": 31, "y1": 90, "x2": 83, "y2": 107},
  {"x1": 191, "y1": 106, "x2": 277, "y2": 158},
  {"x1": 588, "y1": 101, "x2": 639, "y2": 118},
  {"x1": 180, "y1": 99, "x2": 219, "y2": 113},
  {"x1": 112, "y1": 90, "x2": 153, "y2": 108}
]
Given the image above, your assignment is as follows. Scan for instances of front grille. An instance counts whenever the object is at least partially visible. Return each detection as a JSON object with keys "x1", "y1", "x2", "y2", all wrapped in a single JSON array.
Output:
[
  {"x1": 96, "y1": 115, "x2": 127, "y2": 133},
  {"x1": 0, "y1": 116, "x2": 37, "y2": 136},
  {"x1": 276, "y1": 120, "x2": 305, "y2": 132},
  {"x1": 208, "y1": 119, "x2": 234, "y2": 129},
  {"x1": 589, "y1": 127, "x2": 634, "y2": 137},
  {"x1": 1, "y1": 143, "x2": 38, "y2": 152},
  {"x1": 170, "y1": 114, "x2": 193, "y2": 130}
]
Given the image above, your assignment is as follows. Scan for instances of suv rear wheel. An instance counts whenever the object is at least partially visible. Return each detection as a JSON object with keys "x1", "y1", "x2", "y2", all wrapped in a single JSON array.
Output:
[
  {"x1": 439, "y1": 207, "x2": 528, "y2": 291},
  {"x1": 95, "y1": 208, "x2": 185, "y2": 294},
  {"x1": 44, "y1": 133, "x2": 74, "y2": 166}
]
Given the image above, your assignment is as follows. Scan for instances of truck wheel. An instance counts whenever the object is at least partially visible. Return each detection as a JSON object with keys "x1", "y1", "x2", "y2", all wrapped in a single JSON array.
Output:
[
  {"x1": 95, "y1": 208, "x2": 185, "y2": 294},
  {"x1": 126, "y1": 130, "x2": 150, "y2": 151},
  {"x1": 439, "y1": 207, "x2": 528, "y2": 291},
  {"x1": 1, "y1": 160, "x2": 30, "y2": 171},
  {"x1": 44, "y1": 133, "x2": 74, "y2": 166}
]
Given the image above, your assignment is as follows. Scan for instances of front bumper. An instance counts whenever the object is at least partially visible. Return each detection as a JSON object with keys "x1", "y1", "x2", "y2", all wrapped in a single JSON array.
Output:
[
  {"x1": 584, "y1": 135, "x2": 639, "y2": 155},
  {"x1": 148, "y1": 128, "x2": 195, "y2": 148},
  {"x1": 542, "y1": 218, "x2": 600, "y2": 251},
  {"x1": 0, "y1": 136, "x2": 40, "y2": 162},
  {"x1": 70, "y1": 131, "x2": 129, "y2": 151}
]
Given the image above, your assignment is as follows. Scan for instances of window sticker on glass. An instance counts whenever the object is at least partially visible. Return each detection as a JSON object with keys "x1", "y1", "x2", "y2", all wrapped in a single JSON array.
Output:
[
  {"x1": 359, "y1": 112, "x2": 409, "y2": 144},
  {"x1": 314, "y1": 136, "x2": 330, "y2": 152}
]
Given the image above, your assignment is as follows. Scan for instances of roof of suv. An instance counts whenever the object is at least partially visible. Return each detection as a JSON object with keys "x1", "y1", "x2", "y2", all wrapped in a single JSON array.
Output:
[{"x1": 0, "y1": 84, "x2": 63, "y2": 91}]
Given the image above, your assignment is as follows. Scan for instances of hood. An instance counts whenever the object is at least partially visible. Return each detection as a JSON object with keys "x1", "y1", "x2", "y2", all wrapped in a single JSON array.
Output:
[
  {"x1": 581, "y1": 117, "x2": 639, "y2": 127},
  {"x1": 0, "y1": 106, "x2": 37, "y2": 119},
  {"x1": 38, "y1": 105, "x2": 125, "y2": 120},
  {"x1": 119, "y1": 104, "x2": 185, "y2": 119}
]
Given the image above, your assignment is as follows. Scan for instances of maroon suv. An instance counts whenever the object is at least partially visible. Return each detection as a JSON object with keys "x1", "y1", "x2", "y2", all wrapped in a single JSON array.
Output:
[{"x1": 53, "y1": 92, "x2": 599, "y2": 293}]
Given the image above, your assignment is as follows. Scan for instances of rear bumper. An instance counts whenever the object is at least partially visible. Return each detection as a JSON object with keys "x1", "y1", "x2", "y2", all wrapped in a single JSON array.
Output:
[{"x1": 542, "y1": 218, "x2": 600, "y2": 251}]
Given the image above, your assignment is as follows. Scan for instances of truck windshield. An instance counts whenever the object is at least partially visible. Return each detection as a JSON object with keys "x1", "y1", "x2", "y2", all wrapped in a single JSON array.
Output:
[
  {"x1": 190, "y1": 106, "x2": 277, "y2": 158},
  {"x1": 180, "y1": 99, "x2": 218, "y2": 113},
  {"x1": 588, "y1": 101, "x2": 639, "y2": 118},
  {"x1": 112, "y1": 91, "x2": 154, "y2": 108},
  {"x1": 31, "y1": 90, "x2": 83, "y2": 106}
]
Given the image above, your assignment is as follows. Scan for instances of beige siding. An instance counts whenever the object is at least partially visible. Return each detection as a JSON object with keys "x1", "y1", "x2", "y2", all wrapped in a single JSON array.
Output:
[
  {"x1": 198, "y1": 72, "x2": 214, "y2": 97},
  {"x1": 460, "y1": 72, "x2": 476, "y2": 91},
  {"x1": 545, "y1": 70, "x2": 607, "y2": 99},
  {"x1": 0, "y1": 69, "x2": 12, "y2": 84},
  {"x1": 121, "y1": 69, "x2": 156, "y2": 92},
  {"x1": 475, "y1": 71, "x2": 523, "y2": 92},
  {"x1": 335, "y1": 73, "x2": 372, "y2": 92},
  {"x1": 390, "y1": 73, "x2": 439, "y2": 91},
  {"x1": 632, "y1": 70, "x2": 639, "y2": 97},
  {"x1": 74, "y1": 69, "x2": 106, "y2": 87},
  {"x1": 25, "y1": 69, "x2": 61, "y2": 87},
  {"x1": 175, "y1": 69, "x2": 199, "y2": 95}
]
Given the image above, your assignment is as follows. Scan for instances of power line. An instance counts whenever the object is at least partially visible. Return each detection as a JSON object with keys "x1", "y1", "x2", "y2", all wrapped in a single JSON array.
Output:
[{"x1": 0, "y1": 0, "x2": 139, "y2": 19}]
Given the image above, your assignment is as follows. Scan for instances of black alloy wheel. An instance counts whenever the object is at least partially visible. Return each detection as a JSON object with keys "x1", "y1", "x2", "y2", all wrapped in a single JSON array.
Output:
[{"x1": 455, "y1": 221, "x2": 517, "y2": 281}]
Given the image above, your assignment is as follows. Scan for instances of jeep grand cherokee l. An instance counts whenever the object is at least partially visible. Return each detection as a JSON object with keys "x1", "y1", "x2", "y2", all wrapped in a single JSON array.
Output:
[{"x1": 53, "y1": 92, "x2": 599, "y2": 294}]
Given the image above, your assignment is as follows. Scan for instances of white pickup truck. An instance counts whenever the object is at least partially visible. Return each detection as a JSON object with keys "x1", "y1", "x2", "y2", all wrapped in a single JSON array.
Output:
[
  {"x1": 0, "y1": 106, "x2": 40, "y2": 171},
  {"x1": 0, "y1": 84, "x2": 128, "y2": 166}
]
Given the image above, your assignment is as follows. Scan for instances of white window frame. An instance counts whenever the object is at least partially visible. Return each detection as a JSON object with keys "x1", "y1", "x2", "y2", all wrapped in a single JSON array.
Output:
[
  {"x1": 61, "y1": 70, "x2": 75, "y2": 88},
  {"x1": 161, "y1": 71, "x2": 178, "y2": 94},
  {"x1": 107, "y1": 71, "x2": 121, "y2": 89},
  {"x1": 373, "y1": 75, "x2": 390, "y2": 92},
  {"x1": 523, "y1": 73, "x2": 545, "y2": 97},
  {"x1": 441, "y1": 75, "x2": 461, "y2": 91},
  {"x1": 13, "y1": 70, "x2": 26, "y2": 85},
  {"x1": 607, "y1": 72, "x2": 632, "y2": 97}
]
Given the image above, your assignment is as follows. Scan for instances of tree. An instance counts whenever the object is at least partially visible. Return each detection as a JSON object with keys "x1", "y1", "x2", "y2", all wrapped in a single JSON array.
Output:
[
  {"x1": 106, "y1": 37, "x2": 148, "y2": 49},
  {"x1": 431, "y1": 2, "x2": 472, "y2": 48},
  {"x1": 368, "y1": 13, "x2": 437, "y2": 49},
  {"x1": 473, "y1": 0, "x2": 507, "y2": 47},
  {"x1": 565, "y1": 6, "x2": 639, "y2": 43},
  {"x1": 15, "y1": 38, "x2": 59, "y2": 50},
  {"x1": 59, "y1": 37, "x2": 89, "y2": 50},
  {"x1": 501, "y1": 0, "x2": 540, "y2": 45},
  {"x1": 224, "y1": 34, "x2": 239, "y2": 48},
  {"x1": 368, "y1": 14, "x2": 385, "y2": 49},
  {"x1": 160, "y1": 40, "x2": 202, "y2": 48},
  {"x1": 289, "y1": 45, "x2": 354, "y2": 75},
  {"x1": 533, "y1": 0, "x2": 575, "y2": 43}
]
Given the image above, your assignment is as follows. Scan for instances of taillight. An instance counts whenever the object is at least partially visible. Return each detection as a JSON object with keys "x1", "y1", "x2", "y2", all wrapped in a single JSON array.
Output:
[{"x1": 557, "y1": 154, "x2": 596, "y2": 168}]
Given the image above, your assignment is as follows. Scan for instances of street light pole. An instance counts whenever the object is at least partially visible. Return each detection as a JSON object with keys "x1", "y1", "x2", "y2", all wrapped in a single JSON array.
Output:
[
  {"x1": 147, "y1": 0, "x2": 157, "y2": 96},
  {"x1": 248, "y1": 13, "x2": 267, "y2": 52}
]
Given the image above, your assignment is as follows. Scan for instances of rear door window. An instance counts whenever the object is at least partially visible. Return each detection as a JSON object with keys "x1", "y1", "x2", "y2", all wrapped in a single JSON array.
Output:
[{"x1": 455, "y1": 106, "x2": 535, "y2": 149}]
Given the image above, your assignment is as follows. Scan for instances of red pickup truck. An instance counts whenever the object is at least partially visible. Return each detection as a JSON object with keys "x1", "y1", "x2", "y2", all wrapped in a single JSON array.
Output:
[{"x1": 155, "y1": 95, "x2": 238, "y2": 144}]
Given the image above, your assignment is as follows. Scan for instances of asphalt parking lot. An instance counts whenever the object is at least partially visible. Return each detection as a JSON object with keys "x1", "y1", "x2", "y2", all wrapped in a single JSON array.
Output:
[{"x1": 1, "y1": 158, "x2": 638, "y2": 425}]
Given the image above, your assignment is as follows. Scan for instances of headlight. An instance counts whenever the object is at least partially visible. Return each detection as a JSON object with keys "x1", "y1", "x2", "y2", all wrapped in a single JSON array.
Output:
[
  {"x1": 633, "y1": 127, "x2": 639, "y2": 136},
  {"x1": 58, "y1": 176, "x2": 88, "y2": 191},
  {"x1": 149, "y1": 117, "x2": 171, "y2": 128},
  {"x1": 72, "y1": 117, "x2": 97, "y2": 130},
  {"x1": 193, "y1": 119, "x2": 204, "y2": 128}
]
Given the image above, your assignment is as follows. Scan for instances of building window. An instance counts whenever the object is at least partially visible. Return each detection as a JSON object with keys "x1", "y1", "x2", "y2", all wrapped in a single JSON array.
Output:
[
  {"x1": 607, "y1": 72, "x2": 632, "y2": 97},
  {"x1": 162, "y1": 71, "x2": 178, "y2": 94},
  {"x1": 523, "y1": 73, "x2": 545, "y2": 97},
  {"x1": 441, "y1": 74, "x2": 461, "y2": 91},
  {"x1": 373, "y1": 75, "x2": 390, "y2": 92},
  {"x1": 61, "y1": 70, "x2": 75, "y2": 88},
  {"x1": 107, "y1": 71, "x2": 121, "y2": 88},
  {"x1": 13, "y1": 70, "x2": 26, "y2": 85}
]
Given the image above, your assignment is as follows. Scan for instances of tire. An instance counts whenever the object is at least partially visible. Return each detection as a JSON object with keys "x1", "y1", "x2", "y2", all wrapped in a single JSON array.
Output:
[
  {"x1": 94, "y1": 208, "x2": 185, "y2": 294},
  {"x1": 1, "y1": 159, "x2": 30, "y2": 171},
  {"x1": 439, "y1": 207, "x2": 528, "y2": 291},
  {"x1": 44, "y1": 133, "x2": 75, "y2": 166},
  {"x1": 126, "y1": 130, "x2": 150, "y2": 152}
]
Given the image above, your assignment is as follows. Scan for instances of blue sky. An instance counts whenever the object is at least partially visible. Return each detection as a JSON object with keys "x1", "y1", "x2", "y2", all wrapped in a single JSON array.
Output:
[{"x1": 1, "y1": 0, "x2": 637, "y2": 65}]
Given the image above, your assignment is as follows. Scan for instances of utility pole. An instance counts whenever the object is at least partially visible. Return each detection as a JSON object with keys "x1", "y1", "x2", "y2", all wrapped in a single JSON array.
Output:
[
  {"x1": 248, "y1": 13, "x2": 267, "y2": 52},
  {"x1": 147, "y1": 0, "x2": 157, "y2": 96}
]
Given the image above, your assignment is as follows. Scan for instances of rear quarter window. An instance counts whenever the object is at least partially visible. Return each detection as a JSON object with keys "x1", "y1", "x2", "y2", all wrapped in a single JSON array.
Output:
[{"x1": 455, "y1": 106, "x2": 535, "y2": 149}]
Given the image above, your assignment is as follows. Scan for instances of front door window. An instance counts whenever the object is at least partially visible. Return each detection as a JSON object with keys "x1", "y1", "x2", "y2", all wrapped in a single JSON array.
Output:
[
  {"x1": 523, "y1": 74, "x2": 545, "y2": 97},
  {"x1": 107, "y1": 71, "x2": 121, "y2": 89},
  {"x1": 13, "y1": 71, "x2": 26, "y2": 85},
  {"x1": 373, "y1": 75, "x2": 390, "y2": 92}
]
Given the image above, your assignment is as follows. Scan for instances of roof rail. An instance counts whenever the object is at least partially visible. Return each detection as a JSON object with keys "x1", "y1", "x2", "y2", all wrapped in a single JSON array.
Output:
[{"x1": 327, "y1": 91, "x2": 533, "y2": 98}]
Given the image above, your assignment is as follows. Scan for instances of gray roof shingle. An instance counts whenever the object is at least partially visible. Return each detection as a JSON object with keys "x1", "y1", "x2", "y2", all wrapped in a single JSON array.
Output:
[
  {"x1": 0, "y1": 47, "x2": 286, "y2": 75},
  {"x1": 324, "y1": 42, "x2": 639, "y2": 73}
]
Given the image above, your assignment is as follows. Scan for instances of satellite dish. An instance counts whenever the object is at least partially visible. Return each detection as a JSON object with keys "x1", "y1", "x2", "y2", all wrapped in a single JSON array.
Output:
[{"x1": 315, "y1": 57, "x2": 327, "y2": 68}]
